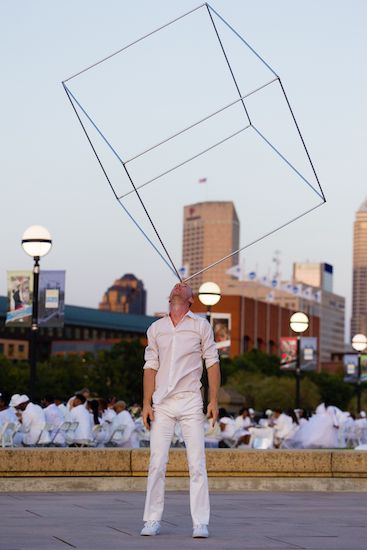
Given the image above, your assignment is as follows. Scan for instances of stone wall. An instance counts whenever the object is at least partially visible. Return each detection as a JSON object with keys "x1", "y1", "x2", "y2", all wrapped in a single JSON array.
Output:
[{"x1": 0, "y1": 448, "x2": 366, "y2": 492}]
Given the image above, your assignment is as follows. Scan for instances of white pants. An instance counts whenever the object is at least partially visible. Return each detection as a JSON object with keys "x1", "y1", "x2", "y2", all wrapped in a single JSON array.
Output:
[{"x1": 143, "y1": 391, "x2": 210, "y2": 525}]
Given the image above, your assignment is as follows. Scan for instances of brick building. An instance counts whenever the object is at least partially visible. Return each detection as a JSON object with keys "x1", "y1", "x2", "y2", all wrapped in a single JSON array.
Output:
[{"x1": 191, "y1": 294, "x2": 320, "y2": 367}]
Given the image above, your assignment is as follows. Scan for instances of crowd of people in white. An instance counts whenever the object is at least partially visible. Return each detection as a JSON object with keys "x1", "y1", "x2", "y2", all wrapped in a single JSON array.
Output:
[
  {"x1": 1, "y1": 388, "x2": 367, "y2": 450},
  {"x1": 214, "y1": 405, "x2": 367, "y2": 450}
]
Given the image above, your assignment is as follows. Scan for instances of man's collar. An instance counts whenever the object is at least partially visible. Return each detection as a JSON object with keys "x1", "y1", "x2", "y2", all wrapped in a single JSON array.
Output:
[{"x1": 166, "y1": 309, "x2": 196, "y2": 321}]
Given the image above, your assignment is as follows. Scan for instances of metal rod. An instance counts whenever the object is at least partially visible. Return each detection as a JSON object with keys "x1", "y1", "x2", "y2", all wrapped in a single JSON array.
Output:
[
  {"x1": 118, "y1": 124, "x2": 251, "y2": 199},
  {"x1": 124, "y1": 77, "x2": 278, "y2": 165},
  {"x1": 29, "y1": 256, "x2": 40, "y2": 399},
  {"x1": 252, "y1": 125, "x2": 325, "y2": 201},
  {"x1": 183, "y1": 200, "x2": 325, "y2": 283},
  {"x1": 277, "y1": 78, "x2": 326, "y2": 203},
  {"x1": 62, "y1": 3, "x2": 207, "y2": 83},
  {"x1": 295, "y1": 335, "x2": 301, "y2": 409},
  {"x1": 62, "y1": 83, "x2": 178, "y2": 278},
  {"x1": 206, "y1": 4, "x2": 279, "y2": 78},
  {"x1": 206, "y1": 4, "x2": 251, "y2": 125},
  {"x1": 357, "y1": 353, "x2": 362, "y2": 413}
]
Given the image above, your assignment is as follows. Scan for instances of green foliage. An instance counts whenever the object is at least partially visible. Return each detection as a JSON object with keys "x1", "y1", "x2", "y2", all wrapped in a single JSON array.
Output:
[
  {"x1": 224, "y1": 351, "x2": 356, "y2": 413},
  {"x1": 306, "y1": 371, "x2": 354, "y2": 411},
  {"x1": 227, "y1": 370, "x2": 320, "y2": 411},
  {"x1": 0, "y1": 344, "x2": 359, "y2": 413},
  {"x1": 0, "y1": 339, "x2": 144, "y2": 403}
]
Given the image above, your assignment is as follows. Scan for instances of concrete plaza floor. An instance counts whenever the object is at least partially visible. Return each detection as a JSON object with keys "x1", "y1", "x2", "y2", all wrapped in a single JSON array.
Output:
[{"x1": 0, "y1": 491, "x2": 366, "y2": 550}]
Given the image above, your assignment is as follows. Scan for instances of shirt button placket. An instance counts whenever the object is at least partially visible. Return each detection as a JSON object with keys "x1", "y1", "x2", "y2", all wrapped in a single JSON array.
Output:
[{"x1": 168, "y1": 330, "x2": 175, "y2": 391}]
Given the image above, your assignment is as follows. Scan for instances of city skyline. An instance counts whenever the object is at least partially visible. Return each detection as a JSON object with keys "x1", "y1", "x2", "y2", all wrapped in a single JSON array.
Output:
[{"x1": 1, "y1": 1, "x2": 366, "y2": 342}]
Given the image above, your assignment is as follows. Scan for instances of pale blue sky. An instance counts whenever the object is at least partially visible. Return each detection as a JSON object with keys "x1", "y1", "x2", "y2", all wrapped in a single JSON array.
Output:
[{"x1": 1, "y1": 1, "x2": 366, "y2": 341}]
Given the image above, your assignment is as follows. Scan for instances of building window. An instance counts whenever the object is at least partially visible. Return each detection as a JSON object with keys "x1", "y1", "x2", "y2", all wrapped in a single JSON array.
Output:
[
  {"x1": 243, "y1": 336, "x2": 250, "y2": 353},
  {"x1": 8, "y1": 344, "x2": 14, "y2": 357},
  {"x1": 269, "y1": 340, "x2": 276, "y2": 355}
]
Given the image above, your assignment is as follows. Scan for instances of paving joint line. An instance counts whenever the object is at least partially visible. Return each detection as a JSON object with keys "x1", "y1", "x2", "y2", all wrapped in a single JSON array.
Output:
[
  {"x1": 53, "y1": 536, "x2": 77, "y2": 548},
  {"x1": 25, "y1": 509, "x2": 43, "y2": 518}
]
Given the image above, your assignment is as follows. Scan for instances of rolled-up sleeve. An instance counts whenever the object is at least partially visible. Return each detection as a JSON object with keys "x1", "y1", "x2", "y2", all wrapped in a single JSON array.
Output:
[
  {"x1": 201, "y1": 319, "x2": 219, "y2": 368},
  {"x1": 143, "y1": 324, "x2": 160, "y2": 371}
]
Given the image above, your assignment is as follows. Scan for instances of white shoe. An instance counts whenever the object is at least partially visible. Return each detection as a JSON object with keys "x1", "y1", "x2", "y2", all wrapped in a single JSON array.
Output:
[
  {"x1": 192, "y1": 524, "x2": 209, "y2": 538},
  {"x1": 140, "y1": 520, "x2": 161, "y2": 536}
]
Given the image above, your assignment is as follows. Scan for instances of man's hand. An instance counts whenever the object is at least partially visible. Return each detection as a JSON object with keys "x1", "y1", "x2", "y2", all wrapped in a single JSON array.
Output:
[
  {"x1": 143, "y1": 404, "x2": 154, "y2": 430},
  {"x1": 207, "y1": 401, "x2": 219, "y2": 427}
]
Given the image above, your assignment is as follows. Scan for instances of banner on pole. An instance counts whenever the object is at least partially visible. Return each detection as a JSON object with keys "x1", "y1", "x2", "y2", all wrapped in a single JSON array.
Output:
[
  {"x1": 343, "y1": 354, "x2": 367, "y2": 383},
  {"x1": 6, "y1": 271, "x2": 33, "y2": 326},
  {"x1": 280, "y1": 336, "x2": 318, "y2": 371},
  {"x1": 300, "y1": 337, "x2": 317, "y2": 371},
  {"x1": 211, "y1": 313, "x2": 231, "y2": 357},
  {"x1": 280, "y1": 337, "x2": 297, "y2": 370},
  {"x1": 38, "y1": 270, "x2": 66, "y2": 327}
]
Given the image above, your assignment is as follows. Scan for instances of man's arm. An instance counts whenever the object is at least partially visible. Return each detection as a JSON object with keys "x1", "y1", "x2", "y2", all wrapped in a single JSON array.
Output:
[
  {"x1": 142, "y1": 368, "x2": 157, "y2": 430},
  {"x1": 142, "y1": 324, "x2": 159, "y2": 430},
  {"x1": 207, "y1": 362, "x2": 221, "y2": 426}
]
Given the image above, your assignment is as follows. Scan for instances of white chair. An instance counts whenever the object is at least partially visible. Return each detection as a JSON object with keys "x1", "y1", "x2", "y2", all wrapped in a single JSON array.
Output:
[
  {"x1": 49, "y1": 421, "x2": 71, "y2": 446},
  {"x1": 1, "y1": 422, "x2": 19, "y2": 448},
  {"x1": 105, "y1": 426, "x2": 126, "y2": 447},
  {"x1": 249, "y1": 427, "x2": 274, "y2": 449},
  {"x1": 64, "y1": 421, "x2": 79, "y2": 446}
]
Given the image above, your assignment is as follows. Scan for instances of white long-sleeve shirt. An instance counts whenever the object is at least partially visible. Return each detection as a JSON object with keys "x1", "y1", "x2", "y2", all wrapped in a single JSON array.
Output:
[
  {"x1": 69, "y1": 404, "x2": 93, "y2": 443},
  {"x1": 144, "y1": 310, "x2": 219, "y2": 405},
  {"x1": 110, "y1": 410, "x2": 138, "y2": 448},
  {"x1": 21, "y1": 403, "x2": 50, "y2": 445}
]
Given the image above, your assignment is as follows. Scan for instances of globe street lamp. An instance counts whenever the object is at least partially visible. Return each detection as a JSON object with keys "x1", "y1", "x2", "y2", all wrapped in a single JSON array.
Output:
[
  {"x1": 351, "y1": 333, "x2": 367, "y2": 413},
  {"x1": 198, "y1": 282, "x2": 221, "y2": 320},
  {"x1": 198, "y1": 282, "x2": 221, "y2": 412},
  {"x1": 290, "y1": 312, "x2": 309, "y2": 409},
  {"x1": 21, "y1": 225, "x2": 52, "y2": 398}
]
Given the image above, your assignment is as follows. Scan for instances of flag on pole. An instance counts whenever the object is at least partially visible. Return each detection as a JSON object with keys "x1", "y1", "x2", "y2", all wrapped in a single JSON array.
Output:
[
  {"x1": 302, "y1": 287, "x2": 313, "y2": 300},
  {"x1": 247, "y1": 271, "x2": 257, "y2": 281},
  {"x1": 178, "y1": 265, "x2": 189, "y2": 279},
  {"x1": 226, "y1": 264, "x2": 243, "y2": 280}
]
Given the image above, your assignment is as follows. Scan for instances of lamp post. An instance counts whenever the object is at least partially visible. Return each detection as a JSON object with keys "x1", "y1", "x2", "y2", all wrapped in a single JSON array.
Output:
[
  {"x1": 290, "y1": 311, "x2": 309, "y2": 409},
  {"x1": 198, "y1": 282, "x2": 221, "y2": 412},
  {"x1": 351, "y1": 333, "x2": 367, "y2": 413},
  {"x1": 21, "y1": 225, "x2": 52, "y2": 398}
]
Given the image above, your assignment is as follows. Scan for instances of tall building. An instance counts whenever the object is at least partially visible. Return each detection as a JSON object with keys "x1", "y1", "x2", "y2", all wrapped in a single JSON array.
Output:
[
  {"x1": 182, "y1": 201, "x2": 240, "y2": 292},
  {"x1": 293, "y1": 262, "x2": 333, "y2": 292},
  {"x1": 99, "y1": 274, "x2": 146, "y2": 315},
  {"x1": 351, "y1": 199, "x2": 367, "y2": 336}
]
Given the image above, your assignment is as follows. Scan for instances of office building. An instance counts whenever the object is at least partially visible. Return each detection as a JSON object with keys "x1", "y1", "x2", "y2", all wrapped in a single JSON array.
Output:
[
  {"x1": 223, "y1": 262, "x2": 345, "y2": 363},
  {"x1": 293, "y1": 262, "x2": 333, "y2": 292},
  {"x1": 99, "y1": 274, "x2": 146, "y2": 315},
  {"x1": 182, "y1": 201, "x2": 240, "y2": 292},
  {"x1": 191, "y1": 294, "x2": 320, "y2": 363},
  {"x1": 351, "y1": 199, "x2": 367, "y2": 336}
]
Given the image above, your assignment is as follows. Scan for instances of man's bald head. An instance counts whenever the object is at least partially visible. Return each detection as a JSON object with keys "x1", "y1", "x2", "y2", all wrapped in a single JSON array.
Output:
[
  {"x1": 113, "y1": 401, "x2": 127, "y2": 414},
  {"x1": 169, "y1": 283, "x2": 194, "y2": 306}
]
